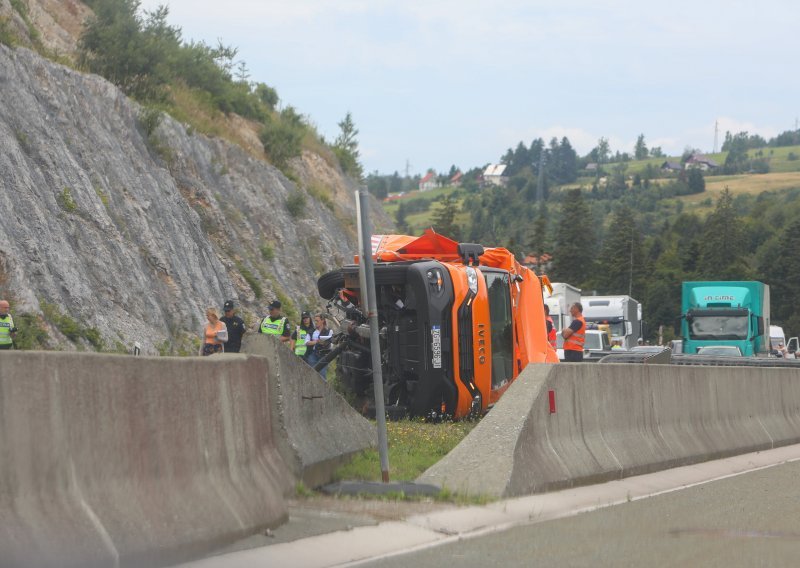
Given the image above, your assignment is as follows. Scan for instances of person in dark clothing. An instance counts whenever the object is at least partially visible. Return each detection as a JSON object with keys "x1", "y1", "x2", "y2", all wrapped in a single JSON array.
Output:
[
  {"x1": 307, "y1": 313, "x2": 333, "y2": 380},
  {"x1": 220, "y1": 299, "x2": 246, "y2": 353}
]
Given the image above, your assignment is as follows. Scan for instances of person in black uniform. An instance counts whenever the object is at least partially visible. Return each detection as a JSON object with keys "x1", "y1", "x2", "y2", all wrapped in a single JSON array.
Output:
[{"x1": 220, "y1": 299, "x2": 246, "y2": 353}]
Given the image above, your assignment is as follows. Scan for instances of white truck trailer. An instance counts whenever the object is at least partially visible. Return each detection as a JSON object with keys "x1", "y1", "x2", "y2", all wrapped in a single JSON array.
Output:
[{"x1": 581, "y1": 295, "x2": 642, "y2": 350}]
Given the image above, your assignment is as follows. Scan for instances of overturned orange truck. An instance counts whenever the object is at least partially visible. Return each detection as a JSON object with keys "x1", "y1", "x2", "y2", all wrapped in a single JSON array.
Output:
[{"x1": 316, "y1": 229, "x2": 559, "y2": 419}]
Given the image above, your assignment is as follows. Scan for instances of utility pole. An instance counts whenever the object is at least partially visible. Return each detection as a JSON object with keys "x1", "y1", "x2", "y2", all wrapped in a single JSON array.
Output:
[{"x1": 713, "y1": 119, "x2": 719, "y2": 154}]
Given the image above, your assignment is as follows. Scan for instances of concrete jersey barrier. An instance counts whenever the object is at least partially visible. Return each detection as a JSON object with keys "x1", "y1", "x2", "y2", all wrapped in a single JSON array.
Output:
[
  {"x1": 0, "y1": 351, "x2": 292, "y2": 568},
  {"x1": 419, "y1": 362, "x2": 800, "y2": 498},
  {"x1": 241, "y1": 334, "x2": 375, "y2": 488}
]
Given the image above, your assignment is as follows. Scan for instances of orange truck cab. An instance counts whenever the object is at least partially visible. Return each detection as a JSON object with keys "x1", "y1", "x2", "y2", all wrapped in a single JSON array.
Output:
[{"x1": 317, "y1": 229, "x2": 559, "y2": 419}]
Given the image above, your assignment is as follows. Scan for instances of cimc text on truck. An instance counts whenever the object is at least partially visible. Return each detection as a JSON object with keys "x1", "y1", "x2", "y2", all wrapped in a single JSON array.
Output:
[{"x1": 679, "y1": 281, "x2": 770, "y2": 356}]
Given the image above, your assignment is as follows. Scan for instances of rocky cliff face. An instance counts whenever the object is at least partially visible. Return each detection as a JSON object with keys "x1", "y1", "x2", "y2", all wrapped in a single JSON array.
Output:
[{"x1": 0, "y1": 45, "x2": 390, "y2": 353}]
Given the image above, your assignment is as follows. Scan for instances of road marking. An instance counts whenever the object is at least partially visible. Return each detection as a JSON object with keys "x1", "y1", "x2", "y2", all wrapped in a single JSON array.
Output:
[{"x1": 181, "y1": 443, "x2": 800, "y2": 568}]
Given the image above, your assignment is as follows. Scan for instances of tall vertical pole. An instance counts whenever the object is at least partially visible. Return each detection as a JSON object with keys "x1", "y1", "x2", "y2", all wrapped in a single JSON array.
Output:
[
  {"x1": 354, "y1": 192, "x2": 369, "y2": 314},
  {"x1": 358, "y1": 189, "x2": 390, "y2": 482}
]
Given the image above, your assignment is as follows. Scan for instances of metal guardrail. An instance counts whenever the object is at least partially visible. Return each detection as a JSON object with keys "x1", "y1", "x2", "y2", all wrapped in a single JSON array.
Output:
[
  {"x1": 599, "y1": 349, "x2": 800, "y2": 367},
  {"x1": 598, "y1": 348, "x2": 671, "y2": 364}
]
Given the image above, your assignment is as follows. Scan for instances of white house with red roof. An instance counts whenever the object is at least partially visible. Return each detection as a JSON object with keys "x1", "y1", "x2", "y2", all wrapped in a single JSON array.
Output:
[{"x1": 419, "y1": 170, "x2": 438, "y2": 191}]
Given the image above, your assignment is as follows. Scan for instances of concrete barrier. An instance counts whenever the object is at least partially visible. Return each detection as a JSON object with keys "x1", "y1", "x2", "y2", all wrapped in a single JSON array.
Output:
[
  {"x1": 0, "y1": 351, "x2": 292, "y2": 568},
  {"x1": 419, "y1": 363, "x2": 800, "y2": 498},
  {"x1": 241, "y1": 334, "x2": 375, "y2": 488}
]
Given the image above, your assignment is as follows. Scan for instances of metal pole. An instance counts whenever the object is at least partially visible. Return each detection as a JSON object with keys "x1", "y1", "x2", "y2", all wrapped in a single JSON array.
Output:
[
  {"x1": 354, "y1": 191, "x2": 369, "y2": 314},
  {"x1": 358, "y1": 189, "x2": 390, "y2": 482}
]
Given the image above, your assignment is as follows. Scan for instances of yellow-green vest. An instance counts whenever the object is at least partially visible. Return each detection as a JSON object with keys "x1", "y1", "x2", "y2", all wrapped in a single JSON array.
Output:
[
  {"x1": 261, "y1": 316, "x2": 286, "y2": 335},
  {"x1": 295, "y1": 327, "x2": 309, "y2": 356},
  {"x1": 0, "y1": 315, "x2": 13, "y2": 345}
]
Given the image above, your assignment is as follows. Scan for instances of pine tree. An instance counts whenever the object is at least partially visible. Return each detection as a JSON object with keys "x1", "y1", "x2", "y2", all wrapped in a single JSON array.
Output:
[
  {"x1": 698, "y1": 188, "x2": 749, "y2": 279},
  {"x1": 431, "y1": 195, "x2": 461, "y2": 241},
  {"x1": 551, "y1": 189, "x2": 595, "y2": 287},
  {"x1": 594, "y1": 206, "x2": 645, "y2": 297}
]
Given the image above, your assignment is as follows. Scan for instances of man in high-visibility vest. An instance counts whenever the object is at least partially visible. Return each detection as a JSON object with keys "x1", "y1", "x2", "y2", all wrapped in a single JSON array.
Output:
[
  {"x1": 0, "y1": 300, "x2": 16, "y2": 350},
  {"x1": 259, "y1": 300, "x2": 291, "y2": 345},
  {"x1": 561, "y1": 302, "x2": 585, "y2": 362},
  {"x1": 544, "y1": 304, "x2": 557, "y2": 349}
]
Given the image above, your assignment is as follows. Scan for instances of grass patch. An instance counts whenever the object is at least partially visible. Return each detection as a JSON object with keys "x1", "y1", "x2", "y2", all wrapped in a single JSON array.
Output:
[
  {"x1": 40, "y1": 301, "x2": 104, "y2": 350},
  {"x1": 57, "y1": 187, "x2": 77, "y2": 213},
  {"x1": 260, "y1": 241, "x2": 275, "y2": 261},
  {"x1": 237, "y1": 262, "x2": 263, "y2": 299},
  {"x1": 334, "y1": 418, "x2": 476, "y2": 483},
  {"x1": 308, "y1": 181, "x2": 335, "y2": 210},
  {"x1": 12, "y1": 312, "x2": 49, "y2": 350}
]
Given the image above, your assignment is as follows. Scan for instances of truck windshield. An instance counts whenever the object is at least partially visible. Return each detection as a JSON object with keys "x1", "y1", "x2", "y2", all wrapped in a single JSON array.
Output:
[
  {"x1": 483, "y1": 271, "x2": 513, "y2": 388},
  {"x1": 689, "y1": 315, "x2": 748, "y2": 340}
]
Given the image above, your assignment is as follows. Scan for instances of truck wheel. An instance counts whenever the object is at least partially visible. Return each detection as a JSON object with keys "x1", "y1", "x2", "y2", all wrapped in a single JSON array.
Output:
[{"x1": 317, "y1": 269, "x2": 344, "y2": 299}]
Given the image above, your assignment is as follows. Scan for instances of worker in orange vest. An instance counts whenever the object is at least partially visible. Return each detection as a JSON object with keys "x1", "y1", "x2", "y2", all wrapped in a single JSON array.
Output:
[
  {"x1": 544, "y1": 304, "x2": 557, "y2": 349},
  {"x1": 562, "y1": 302, "x2": 586, "y2": 362}
]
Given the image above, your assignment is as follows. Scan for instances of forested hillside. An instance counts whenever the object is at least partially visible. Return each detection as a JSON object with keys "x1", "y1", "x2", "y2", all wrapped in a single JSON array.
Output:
[{"x1": 375, "y1": 132, "x2": 800, "y2": 340}]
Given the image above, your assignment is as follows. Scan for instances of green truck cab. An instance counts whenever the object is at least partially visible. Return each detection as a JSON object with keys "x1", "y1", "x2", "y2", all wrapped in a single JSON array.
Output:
[{"x1": 680, "y1": 281, "x2": 770, "y2": 357}]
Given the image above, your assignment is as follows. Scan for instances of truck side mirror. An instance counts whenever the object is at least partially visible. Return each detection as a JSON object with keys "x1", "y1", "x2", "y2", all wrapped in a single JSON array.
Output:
[
  {"x1": 625, "y1": 321, "x2": 633, "y2": 336},
  {"x1": 756, "y1": 316, "x2": 765, "y2": 336}
]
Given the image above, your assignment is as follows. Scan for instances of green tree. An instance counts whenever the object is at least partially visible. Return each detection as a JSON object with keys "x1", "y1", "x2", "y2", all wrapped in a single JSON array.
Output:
[
  {"x1": 595, "y1": 137, "x2": 610, "y2": 164},
  {"x1": 333, "y1": 111, "x2": 362, "y2": 179},
  {"x1": 79, "y1": 0, "x2": 181, "y2": 101},
  {"x1": 430, "y1": 195, "x2": 462, "y2": 241},
  {"x1": 698, "y1": 188, "x2": 750, "y2": 279},
  {"x1": 552, "y1": 188, "x2": 595, "y2": 287},
  {"x1": 634, "y1": 134, "x2": 648, "y2": 160},
  {"x1": 687, "y1": 168, "x2": 705, "y2": 194},
  {"x1": 763, "y1": 217, "x2": 800, "y2": 332},
  {"x1": 594, "y1": 206, "x2": 645, "y2": 297}
]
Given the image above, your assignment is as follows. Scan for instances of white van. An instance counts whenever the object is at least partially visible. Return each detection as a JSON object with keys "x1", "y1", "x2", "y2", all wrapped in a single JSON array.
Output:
[{"x1": 770, "y1": 325, "x2": 798, "y2": 358}]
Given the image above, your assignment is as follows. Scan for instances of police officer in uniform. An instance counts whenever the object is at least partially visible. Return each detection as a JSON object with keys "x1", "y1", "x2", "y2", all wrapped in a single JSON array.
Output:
[
  {"x1": 259, "y1": 300, "x2": 291, "y2": 345},
  {"x1": 0, "y1": 300, "x2": 16, "y2": 350},
  {"x1": 220, "y1": 299, "x2": 246, "y2": 353}
]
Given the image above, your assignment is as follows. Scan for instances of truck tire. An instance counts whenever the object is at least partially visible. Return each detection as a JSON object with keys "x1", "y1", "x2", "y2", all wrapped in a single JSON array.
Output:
[{"x1": 317, "y1": 269, "x2": 344, "y2": 299}]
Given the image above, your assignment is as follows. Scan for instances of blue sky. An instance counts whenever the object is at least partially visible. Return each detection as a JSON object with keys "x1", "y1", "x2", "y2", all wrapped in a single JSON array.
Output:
[{"x1": 139, "y1": 0, "x2": 800, "y2": 175}]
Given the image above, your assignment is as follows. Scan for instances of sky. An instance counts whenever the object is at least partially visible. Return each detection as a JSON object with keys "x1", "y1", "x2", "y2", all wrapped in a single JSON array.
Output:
[{"x1": 138, "y1": 0, "x2": 800, "y2": 175}]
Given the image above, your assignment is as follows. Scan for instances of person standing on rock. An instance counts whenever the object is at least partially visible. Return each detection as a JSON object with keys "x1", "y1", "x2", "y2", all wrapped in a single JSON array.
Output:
[
  {"x1": 259, "y1": 300, "x2": 291, "y2": 346},
  {"x1": 200, "y1": 307, "x2": 228, "y2": 356},
  {"x1": 220, "y1": 299, "x2": 246, "y2": 353},
  {"x1": 291, "y1": 311, "x2": 314, "y2": 362},
  {"x1": 0, "y1": 300, "x2": 17, "y2": 350}
]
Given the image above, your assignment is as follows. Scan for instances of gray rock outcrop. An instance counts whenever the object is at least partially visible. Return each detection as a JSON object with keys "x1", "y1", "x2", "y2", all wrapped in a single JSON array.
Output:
[{"x1": 0, "y1": 44, "x2": 391, "y2": 353}]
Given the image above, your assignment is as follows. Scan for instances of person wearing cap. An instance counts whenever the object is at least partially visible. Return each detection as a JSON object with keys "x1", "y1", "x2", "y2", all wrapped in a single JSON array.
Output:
[
  {"x1": 259, "y1": 300, "x2": 291, "y2": 345},
  {"x1": 220, "y1": 300, "x2": 246, "y2": 353},
  {"x1": 0, "y1": 300, "x2": 16, "y2": 350},
  {"x1": 291, "y1": 311, "x2": 314, "y2": 361}
]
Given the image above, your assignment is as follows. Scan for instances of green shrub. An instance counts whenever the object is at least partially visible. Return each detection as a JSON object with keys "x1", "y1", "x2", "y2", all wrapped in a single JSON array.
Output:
[
  {"x1": 260, "y1": 242, "x2": 275, "y2": 261},
  {"x1": 40, "y1": 301, "x2": 104, "y2": 348},
  {"x1": 260, "y1": 116, "x2": 303, "y2": 168},
  {"x1": 58, "y1": 188, "x2": 78, "y2": 213},
  {"x1": 12, "y1": 312, "x2": 49, "y2": 350},
  {"x1": 237, "y1": 263, "x2": 263, "y2": 299},
  {"x1": 286, "y1": 191, "x2": 307, "y2": 219},
  {"x1": 308, "y1": 182, "x2": 334, "y2": 210}
]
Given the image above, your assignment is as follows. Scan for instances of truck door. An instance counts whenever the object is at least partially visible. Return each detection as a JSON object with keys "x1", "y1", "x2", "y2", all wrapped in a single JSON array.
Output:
[{"x1": 482, "y1": 270, "x2": 513, "y2": 389}]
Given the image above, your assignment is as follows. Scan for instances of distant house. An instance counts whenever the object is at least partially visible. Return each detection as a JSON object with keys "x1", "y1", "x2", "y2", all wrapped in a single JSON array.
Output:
[
  {"x1": 585, "y1": 163, "x2": 599, "y2": 172},
  {"x1": 418, "y1": 171, "x2": 438, "y2": 191},
  {"x1": 450, "y1": 171, "x2": 463, "y2": 187},
  {"x1": 661, "y1": 161, "x2": 682, "y2": 173},
  {"x1": 685, "y1": 154, "x2": 718, "y2": 171},
  {"x1": 523, "y1": 253, "x2": 552, "y2": 272},
  {"x1": 482, "y1": 164, "x2": 508, "y2": 187}
]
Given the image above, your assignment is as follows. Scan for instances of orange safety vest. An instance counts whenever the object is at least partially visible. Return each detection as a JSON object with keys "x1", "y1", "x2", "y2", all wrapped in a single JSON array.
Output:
[
  {"x1": 563, "y1": 314, "x2": 586, "y2": 352},
  {"x1": 546, "y1": 316, "x2": 557, "y2": 348}
]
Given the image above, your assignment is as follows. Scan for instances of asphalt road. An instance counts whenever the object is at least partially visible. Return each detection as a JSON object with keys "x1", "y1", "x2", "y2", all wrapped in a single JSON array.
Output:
[{"x1": 357, "y1": 460, "x2": 800, "y2": 568}]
